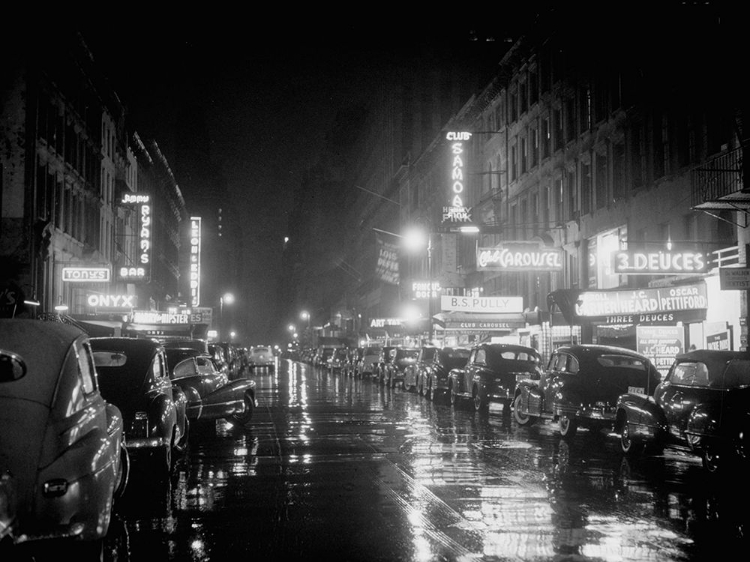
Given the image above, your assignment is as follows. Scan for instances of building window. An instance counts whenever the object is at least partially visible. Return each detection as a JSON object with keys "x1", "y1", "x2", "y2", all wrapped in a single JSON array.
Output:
[
  {"x1": 612, "y1": 143, "x2": 626, "y2": 200},
  {"x1": 566, "y1": 169, "x2": 577, "y2": 221},
  {"x1": 529, "y1": 68, "x2": 539, "y2": 106},
  {"x1": 511, "y1": 143, "x2": 518, "y2": 181},
  {"x1": 541, "y1": 116, "x2": 551, "y2": 159},
  {"x1": 565, "y1": 97, "x2": 576, "y2": 143},
  {"x1": 519, "y1": 80, "x2": 528, "y2": 115},
  {"x1": 581, "y1": 161, "x2": 592, "y2": 215},
  {"x1": 530, "y1": 127, "x2": 539, "y2": 168},
  {"x1": 554, "y1": 107, "x2": 564, "y2": 150},
  {"x1": 653, "y1": 109, "x2": 666, "y2": 180},
  {"x1": 595, "y1": 151, "x2": 607, "y2": 209},
  {"x1": 509, "y1": 88, "x2": 518, "y2": 123},
  {"x1": 629, "y1": 120, "x2": 644, "y2": 189},
  {"x1": 579, "y1": 85, "x2": 591, "y2": 133},
  {"x1": 521, "y1": 136, "x2": 528, "y2": 174}
]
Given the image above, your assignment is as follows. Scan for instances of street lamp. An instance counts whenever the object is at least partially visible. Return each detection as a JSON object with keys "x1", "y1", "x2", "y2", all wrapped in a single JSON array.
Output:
[
  {"x1": 403, "y1": 225, "x2": 435, "y2": 344},
  {"x1": 219, "y1": 292, "x2": 235, "y2": 341}
]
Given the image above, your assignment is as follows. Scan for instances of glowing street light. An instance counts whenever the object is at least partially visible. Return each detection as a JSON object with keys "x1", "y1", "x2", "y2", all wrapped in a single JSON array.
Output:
[{"x1": 219, "y1": 292, "x2": 235, "y2": 340}]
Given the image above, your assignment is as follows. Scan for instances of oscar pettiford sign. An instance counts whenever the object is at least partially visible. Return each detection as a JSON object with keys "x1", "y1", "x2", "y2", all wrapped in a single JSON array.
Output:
[
  {"x1": 575, "y1": 283, "x2": 708, "y2": 325},
  {"x1": 477, "y1": 243, "x2": 563, "y2": 272},
  {"x1": 614, "y1": 248, "x2": 707, "y2": 275}
]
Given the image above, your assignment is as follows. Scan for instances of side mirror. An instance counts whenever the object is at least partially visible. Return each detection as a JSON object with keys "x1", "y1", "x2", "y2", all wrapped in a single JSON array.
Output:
[{"x1": 0, "y1": 350, "x2": 27, "y2": 382}]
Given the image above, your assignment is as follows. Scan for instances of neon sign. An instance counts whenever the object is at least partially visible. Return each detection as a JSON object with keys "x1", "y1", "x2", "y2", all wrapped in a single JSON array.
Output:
[
  {"x1": 87, "y1": 294, "x2": 135, "y2": 308},
  {"x1": 476, "y1": 245, "x2": 563, "y2": 271},
  {"x1": 412, "y1": 281, "x2": 441, "y2": 299},
  {"x1": 119, "y1": 193, "x2": 151, "y2": 282},
  {"x1": 190, "y1": 217, "x2": 201, "y2": 306},
  {"x1": 614, "y1": 250, "x2": 707, "y2": 274},
  {"x1": 62, "y1": 267, "x2": 110, "y2": 282},
  {"x1": 443, "y1": 132, "x2": 473, "y2": 225}
]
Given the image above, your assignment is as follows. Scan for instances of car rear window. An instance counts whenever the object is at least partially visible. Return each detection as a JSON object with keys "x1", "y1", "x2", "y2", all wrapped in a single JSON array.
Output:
[
  {"x1": 714, "y1": 359, "x2": 750, "y2": 389},
  {"x1": 93, "y1": 351, "x2": 128, "y2": 367},
  {"x1": 670, "y1": 362, "x2": 709, "y2": 387}
]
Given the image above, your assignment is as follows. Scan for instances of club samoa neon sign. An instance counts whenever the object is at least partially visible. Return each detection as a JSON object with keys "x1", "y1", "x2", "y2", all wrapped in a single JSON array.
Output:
[{"x1": 443, "y1": 132, "x2": 473, "y2": 225}]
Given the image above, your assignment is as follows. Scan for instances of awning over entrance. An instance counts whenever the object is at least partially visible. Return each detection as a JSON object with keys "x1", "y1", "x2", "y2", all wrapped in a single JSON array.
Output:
[{"x1": 433, "y1": 311, "x2": 526, "y2": 331}]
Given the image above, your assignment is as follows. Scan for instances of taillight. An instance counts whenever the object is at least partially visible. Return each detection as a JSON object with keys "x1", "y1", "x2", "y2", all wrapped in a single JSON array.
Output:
[
  {"x1": 43, "y1": 478, "x2": 68, "y2": 497},
  {"x1": 131, "y1": 411, "x2": 149, "y2": 438}
]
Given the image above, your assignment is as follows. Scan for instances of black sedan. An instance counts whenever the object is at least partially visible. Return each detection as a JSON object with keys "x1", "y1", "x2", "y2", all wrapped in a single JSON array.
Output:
[
  {"x1": 514, "y1": 344, "x2": 660, "y2": 440},
  {"x1": 422, "y1": 347, "x2": 471, "y2": 402},
  {"x1": 615, "y1": 349, "x2": 750, "y2": 473},
  {"x1": 165, "y1": 346, "x2": 257, "y2": 427},
  {"x1": 449, "y1": 343, "x2": 542, "y2": 415},
  {"x1": 91, "y1": 337, "x2": 190, "y2": 480}
]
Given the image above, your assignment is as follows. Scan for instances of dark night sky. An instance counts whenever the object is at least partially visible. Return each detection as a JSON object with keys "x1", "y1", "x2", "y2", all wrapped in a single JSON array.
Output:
[{"x1": 66, "y1": 13, "x2": 551, "y2": 343}]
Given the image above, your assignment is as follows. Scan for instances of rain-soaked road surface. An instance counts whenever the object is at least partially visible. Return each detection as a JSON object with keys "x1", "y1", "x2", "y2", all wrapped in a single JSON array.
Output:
[{"x1": 20, "y1": 357, "x2": 750, "y2": 561}]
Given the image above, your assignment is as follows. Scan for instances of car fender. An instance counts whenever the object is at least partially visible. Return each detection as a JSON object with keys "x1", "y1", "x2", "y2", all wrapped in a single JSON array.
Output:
[
  {"x1": 201, "y1": 379, "x2": 257, "y2": 408},
  {"x1": 448, "y1": 368, "x2": 464, "y2": 392},
  {"x1": 615, "y1": 392, "x2": 667, "y2": 439},
  {"x1": 685, "y1": 401, "x2": 728, "y2": 448}
]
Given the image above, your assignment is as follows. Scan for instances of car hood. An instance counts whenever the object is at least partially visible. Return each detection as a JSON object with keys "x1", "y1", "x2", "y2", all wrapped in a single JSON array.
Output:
[{"x1": 0, "y1": 397, "x2": 48, "y2": 511}]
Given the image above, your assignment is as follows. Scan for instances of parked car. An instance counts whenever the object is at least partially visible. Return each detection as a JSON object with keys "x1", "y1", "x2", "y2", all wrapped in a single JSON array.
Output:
[
  {"x1": 423, "y1": 347, "x2": 472, "y2": 402},
  {"x1": 384, "y1": 347, "x2": 420, "y2": 389},
  {"x1": 90, "y1": 337, "x2": 190, "y2": 479},
  {"x1": 165, "y1": 345, "x2": 257, "y2": 427},
  {"x1": 514, "y1": 344, "x2": 660, "y2": 440},
  {"x1": 374, "y1": 346, "x2": 397, "y2": 384},
  {"x1": 208, "y1": 342, "x2": 230, "y2": 379},
  {"x1": 248, "y1": 345, "x2": 275, "y2": 371},
  {"x1": 315, "y1": 347, "x2": 336, "y2": 369},
  {"x1": 449, "y1": 343, "x2": 542, "y2": 415},
  {"x1": 402, "y1": 346, "x2": 438, "y2": 393},
  {"x1": 342, "y1": 347, "x2": 364, "y2": 377},
  {"x1": 358, "y1": 345, "x2": 382, "y2": 378},
  {"x1": 615, "y1": 349, "x2": 750, "y2": 473},
  {"x1": 327, "y1": 347, "x2": 349, "y2": 374},
  {"x1": 0, "y1": 319, "x2": 129, "y2": 552}
]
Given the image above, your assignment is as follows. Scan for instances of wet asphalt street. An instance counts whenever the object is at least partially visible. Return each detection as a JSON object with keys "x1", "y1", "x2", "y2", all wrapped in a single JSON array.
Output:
[{"x1": 21, "y1": 357, "x2": 750, "y2": 561}]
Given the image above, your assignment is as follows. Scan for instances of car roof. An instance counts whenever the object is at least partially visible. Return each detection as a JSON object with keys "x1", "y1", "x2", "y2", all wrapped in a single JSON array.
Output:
[
  {"x1": 0, "y1": 319, "x2": 88, "y2": 404},
  {"x1": 553, "y1": 344, "x2": 648, "y2": 358},
  {"x1": 674, "y1": 350, "x2": 750, "y2": 379}
]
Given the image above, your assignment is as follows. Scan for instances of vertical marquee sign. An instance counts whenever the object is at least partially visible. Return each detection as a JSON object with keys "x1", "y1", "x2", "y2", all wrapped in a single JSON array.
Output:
[
  {"x1": 118, "y1": 193, "x2": 151, "y2": 282},
  {"x1": 190, "y1": 217, "x2": 202, "y2": 307},
  {"x1": 443, "y1": 132, "x2": 473, "y2": 227}
]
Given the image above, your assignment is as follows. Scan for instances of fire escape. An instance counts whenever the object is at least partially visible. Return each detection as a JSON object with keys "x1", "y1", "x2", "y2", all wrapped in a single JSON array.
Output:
[{"x1": 691, "y1": 143, "x2": 749, "y2": 227}]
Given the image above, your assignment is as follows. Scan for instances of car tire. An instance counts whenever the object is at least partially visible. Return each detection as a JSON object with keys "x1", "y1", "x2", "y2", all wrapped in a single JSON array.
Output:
[
  {"x1": 114, "y1": 443, "x2": 130, "y2": 502},
  {"x1": 473, "y1": 389, "x2": 488, "y2": 413},
  {"x1": 231, "y1": 392, "x2": 255, "y2": 426},
  {"x1": 619, "y1": 419, "x2": 643, "y2": 455},
  {"x1": 513, "y1": 394, "x2": 535, "y2": 426},
  {"x1": 559, "y1": 416, "x2": 578, "y2": 439}
]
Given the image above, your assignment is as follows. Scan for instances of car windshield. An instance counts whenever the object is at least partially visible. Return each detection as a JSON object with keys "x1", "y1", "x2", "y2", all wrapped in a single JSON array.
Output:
[{"x1": 396, "y1": 349, "x2": 419, "y2": 360}]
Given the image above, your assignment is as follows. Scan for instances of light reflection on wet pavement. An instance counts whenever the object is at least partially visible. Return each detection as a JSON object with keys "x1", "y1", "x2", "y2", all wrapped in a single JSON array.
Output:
[{"x1": 103, "y1": 358, "x2": 750, "y2": 561}]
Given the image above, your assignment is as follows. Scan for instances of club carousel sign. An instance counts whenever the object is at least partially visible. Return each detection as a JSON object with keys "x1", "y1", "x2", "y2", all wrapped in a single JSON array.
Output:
[{"x1": 477, "y1": 243, "x2": 563, "y2": 272}]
